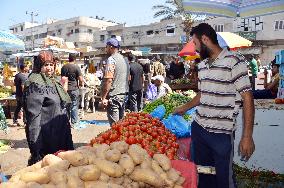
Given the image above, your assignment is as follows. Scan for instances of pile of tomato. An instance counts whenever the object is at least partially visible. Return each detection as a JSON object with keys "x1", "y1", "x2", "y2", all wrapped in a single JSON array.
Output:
[{"x1": 90, "y1": 112, "x2": 179, "y2": 159}]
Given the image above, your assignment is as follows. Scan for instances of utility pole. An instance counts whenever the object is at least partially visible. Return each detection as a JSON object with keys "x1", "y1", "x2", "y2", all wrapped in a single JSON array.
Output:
[{"x1": 26, "y1": 11, "x2": 38, "y2": 50}]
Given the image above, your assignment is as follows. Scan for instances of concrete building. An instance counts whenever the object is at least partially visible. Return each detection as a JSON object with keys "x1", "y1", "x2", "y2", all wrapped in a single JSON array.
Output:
[
  {"x1": 93, "y1": 17, "x2": 185, "y2": 54},
  {"x1": 9, "y1": 16, "x2": 117, "y2": 50}
]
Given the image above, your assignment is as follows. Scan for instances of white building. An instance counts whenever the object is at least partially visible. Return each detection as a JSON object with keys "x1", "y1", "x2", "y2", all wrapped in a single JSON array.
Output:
[{"x1": 9, "y1": 16, "x2": 118, "y2": 50}]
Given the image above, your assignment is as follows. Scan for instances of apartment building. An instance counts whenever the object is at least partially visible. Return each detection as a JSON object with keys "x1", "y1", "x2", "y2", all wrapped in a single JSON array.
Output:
[{"x1": 9, "y1": 17, "x2": 117, "y2": 50}]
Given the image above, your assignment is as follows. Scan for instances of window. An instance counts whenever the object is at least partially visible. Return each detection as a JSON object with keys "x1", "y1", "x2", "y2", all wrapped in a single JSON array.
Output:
[
  {"x1": 214, "y1": 24, "x2": 224, "y2": 32},
  {"x1": 15, "y1": 27, "x2": 18, "y2": 32},
  {"x1": 100, "y1": 35, "x2": 105, "y2": 42},
  {"x1": 34, "y1": 34, "x2": 38, "y2": 39},
  {"x1": 146, "y1": 30, "x2": 154, "y2": 36},
  {"x1": 75, "y1": 28, "x2": 80, "y2": 33},
  {"x1": 133, "y1": 31, "x2": 139, "y2": 35},
  {"x1": 88, "y1": 29, "x2": 93, "y2": 34},
  {"x1": 155, "y1": 30, "x2": 160, "y2": 35},
  {"x1": 57, "y1": 29, "x2": 62, "y2": 35},
  {"x1": 39, "y1": 32, "x2": 47, "y2": 38},
  {"x1": 166, "y1": 24, "x2": 175, "y2": 36},
  {"x1": 21, "y1": 26, "x2": 23, "y2": 31},
  {"x1": 70, "y1": 29, "x2": 73, "y2": 34},
  {"x1": 111, "y1": 35, "x2": 116, "y2": 38},
  {"x1": 237, "y1": 17, "x2": 263, "y2": 32},
  {"x1": 52, "y1": 33, "x2": 56, "y2": 36},
  {"x1": 26, "y1": 36, "x2": 31, "y2": 41},
  {"x1": 275, "y1": 20, "x2": 284, "y2": 30}
]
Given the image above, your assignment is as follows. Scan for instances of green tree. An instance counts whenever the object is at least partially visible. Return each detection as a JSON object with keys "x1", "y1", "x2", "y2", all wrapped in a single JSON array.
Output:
[{"x1": 152, "y1": 0, "x2": 197, "y2": 42}]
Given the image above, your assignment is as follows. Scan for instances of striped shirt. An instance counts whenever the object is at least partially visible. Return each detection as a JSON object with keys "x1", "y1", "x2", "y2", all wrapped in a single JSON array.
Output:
[{"x1": 195, "y1": 48, "x2": 252, "y2": 134}]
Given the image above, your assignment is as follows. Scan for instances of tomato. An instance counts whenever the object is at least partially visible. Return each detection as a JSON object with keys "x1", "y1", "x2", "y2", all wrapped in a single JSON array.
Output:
[
  {"x1": 110, "y1": 133, "x2": 119, "y2": 142},
  {"x1": 172, "y1": 142, "x2": 179, "y2": 149},
  {"x1": 102, "y1": 132, "x2": 110, "y2": 140},
  {"x1": 126, "y1": 136, "x2": 137, "y2": 145},
  {"x1": 151, "y1": 132, "x2": 158, "y2": 139},
  {"x1": 140, "y1": 126, "x2": 147, "y2": 132}
]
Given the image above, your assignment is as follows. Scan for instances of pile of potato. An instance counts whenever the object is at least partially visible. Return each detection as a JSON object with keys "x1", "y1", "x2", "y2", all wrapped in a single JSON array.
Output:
[{"x1": 1, "y1": 141, "x2": 185, "y2": 188}]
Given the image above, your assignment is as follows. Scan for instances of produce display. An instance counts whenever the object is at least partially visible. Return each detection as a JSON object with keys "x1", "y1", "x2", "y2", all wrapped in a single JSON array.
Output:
[
  {"x1": 143, "y1": 93, "x2": 195, "y2": 120},
  {"x1": 2, "y1": 141, "x2": 185, "y2": 188},
  {"x1": 0, "y1": 86, "x2": 12, "y2": 99},
  {"x1": 90, "y1": 112, "x2": 179, "y2": 160},
  {"x1": 170, "y1": 78, "x2": 191, "y2": 85}
]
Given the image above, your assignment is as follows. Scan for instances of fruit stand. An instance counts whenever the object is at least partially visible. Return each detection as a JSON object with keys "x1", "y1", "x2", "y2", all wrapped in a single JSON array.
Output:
[{"x1": 169, "y1": 78, "x2": 198, "y2": 91}]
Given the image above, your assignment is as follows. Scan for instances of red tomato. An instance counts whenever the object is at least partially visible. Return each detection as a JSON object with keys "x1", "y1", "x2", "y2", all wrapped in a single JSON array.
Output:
[
  {"x1": 102, "y1": 132, "x2": 110, "y2": 140},
  {"x1": 126, "y1": 136, "x2": 137, "y2": 145}
]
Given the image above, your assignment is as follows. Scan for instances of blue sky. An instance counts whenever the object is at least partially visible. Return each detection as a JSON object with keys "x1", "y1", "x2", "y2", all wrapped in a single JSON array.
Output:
[{"x1": 0, "y1": 0, "x2": 166, "y2": 30}]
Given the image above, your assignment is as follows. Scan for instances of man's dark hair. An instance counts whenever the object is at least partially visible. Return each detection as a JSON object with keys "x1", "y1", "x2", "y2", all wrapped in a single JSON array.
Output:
[
  {"x1": 19, "y1": 64, "x2": 25, "y2": 70},
  {"x1": 69, "y1": 53, "x2": 77, "y2": 62},
  {"x1": 128, "y1": 54, "x2": 135, "y2": 62},
  {"x1": 271, "y1": 59, "x2": 279, "y2": 68},
  {"x1": 190, "y1": 23, "x2": 219, "y2": 45}
]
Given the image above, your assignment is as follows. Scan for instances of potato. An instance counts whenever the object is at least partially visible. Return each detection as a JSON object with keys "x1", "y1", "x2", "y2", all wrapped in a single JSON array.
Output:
[
  {"x1": 76, "y1": 147, "x2": 97, "y2": 164},
  {"x1": 176, "y1": 176, "x2": 185, "y2": 186},
  {"x1": 153, "y1": 154, "x2": 171, "y2": 171},
  {"x1": 78, "y1": 165, "x2": 101, "y2": 181},
  {"x1": 84, "y1": 181, "x2": 123, "y2": 188},
  {"x1": 26, "y1": 182, "x2": 42, "y2": 188},
  {"x1": 42, "y1": 184, "x2": 56, "y2": 188},
  {"x1": 138, "y1": 182, "x2": 146, "y2": 188},
  {"x1": 0, "y1": 181, "x2": 27, "y2": 188},
  {"x1": 57, "y1": 150, "x2": 88, "y2": 167},
  {"x1": 42, "y1": 154, "x2": 63, "y2": 167},
  {"x1": 128, "y1": 145, "x2": 146, "y2": 164},
  {"x1": 95, "y1": 158, "x2": 123, "y2": 177},
  {"x1": 20, "y1": 171, "x2": 50, "y2": 184},
  {"x1": 50, "y1": 171, "x2": 67, "y2": 185},
  {"x1": 66, "y1": 175, "x2": 84, "y2": 188},
  {"x1": 66, "y1": 166, "x2": 79, "y2": 177},
  {"x1": 95, "y1": 144, "x2": 110, "y2": 159},
  {"x1": 98, "y1": 173, "x2": 110, "y2": 182},
  {"x1": 140, "y1": 159, "x2": 152, "y2": 169},
  {"x1": 76, "y1": 146, "x2": 96, "y2": 153},
  {"x1": 49, "y1": 160, "x2": 70, "y2": 172},
  {"x1": 55, "y1": 183, "x2": 67, "y2": 188},
  {"x1": 131, "y1": 182, "x2": 139, "y2": 188},
  {"x1": 160, "y1": 173, "x2": 174, "y2": 187},
  {"x1": 151, "y1": 160, "x2": 164, "y2": 175},
  {"x1": 119, "y1": 154, "x2": 135, "y2": 175},
  {"x1": 167, "y1": 168, "x2": 181, "y2": 183},
  {"x1": 109, "y1": 177, "x2": 124, "y2": 185},
  {"x1": 130, "y1": 168, "x2": 165, "y2": 187},
  {"x1": 110, "y1": 141, "x2": 129, "y2": 153},
  {"x1": 123, "y1": 176, "x2": 132, "y2": 185},
  {"x1": 174, "y1": 186, "x2": 183, "y2": 188},
  {"x1": 105, "y1": 149, "x2": 121, "y2": 162}
]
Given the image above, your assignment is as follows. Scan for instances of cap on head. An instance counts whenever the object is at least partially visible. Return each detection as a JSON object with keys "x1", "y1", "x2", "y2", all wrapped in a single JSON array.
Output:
[
  {"x1": 106, "y1": 38, "x2": 120, "y2": 48},
  {"x1": 151, "y1": 75, "x2": 164, "y2": 82}
]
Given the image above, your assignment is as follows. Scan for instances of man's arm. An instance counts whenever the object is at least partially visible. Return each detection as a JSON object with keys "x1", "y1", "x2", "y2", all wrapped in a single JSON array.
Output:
[
  {"x1": 101, "y1": 78, "x2": 113, "y2": 100},
  {"x1": 239, "y1": 91, "x2": 255, "y2": 161},
  {"x1": 78, "y1": 76, "x2": 83, "y2": 87},
  {"x1": 173, "y1": 92, "x2": 201, "y2": 115}
]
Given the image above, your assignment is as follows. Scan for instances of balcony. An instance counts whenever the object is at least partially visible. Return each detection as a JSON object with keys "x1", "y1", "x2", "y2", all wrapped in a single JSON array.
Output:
[{"x1": 236, "y1": 31, "x2": 257, "y2": 41}]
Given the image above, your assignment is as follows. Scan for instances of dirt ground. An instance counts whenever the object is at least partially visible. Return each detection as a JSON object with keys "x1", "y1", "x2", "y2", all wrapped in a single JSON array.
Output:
[{"x1": 0, "y1": 111, "x2": 110, "y2": 177}]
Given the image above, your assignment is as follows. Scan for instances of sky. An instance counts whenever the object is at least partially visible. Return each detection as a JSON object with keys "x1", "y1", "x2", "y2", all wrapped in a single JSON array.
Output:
[{"x1": 0, "y1": 0, "x2": 167, "y2": 30}]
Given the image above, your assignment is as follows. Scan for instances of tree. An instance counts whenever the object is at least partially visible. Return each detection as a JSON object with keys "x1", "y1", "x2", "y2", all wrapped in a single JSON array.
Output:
[{"x1": 152, "y1": 0, "x2": 196, "y2": 42}]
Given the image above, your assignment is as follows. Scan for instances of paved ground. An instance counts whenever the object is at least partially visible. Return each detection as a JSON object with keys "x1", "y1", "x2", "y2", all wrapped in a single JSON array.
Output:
[{"x1": 0, "y1": 111, "x2": 110, "y2": 176}]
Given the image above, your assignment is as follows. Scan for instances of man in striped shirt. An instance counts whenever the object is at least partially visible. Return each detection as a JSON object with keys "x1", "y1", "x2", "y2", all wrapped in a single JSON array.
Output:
[{"x1": 174, "y1": 23, "x2": 255, "y2": 188}]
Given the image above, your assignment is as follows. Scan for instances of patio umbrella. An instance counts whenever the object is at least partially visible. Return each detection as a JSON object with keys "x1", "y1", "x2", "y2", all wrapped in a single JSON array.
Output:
[
  {"x1": 178, "y1": 0, "x2": 284, "y2": 18},
  {"x1": 217, "y1": 32, "x2": 252, "y2": 50},
  {"x1": 0, "y1": 31, "x2": 25, "y2": 52},
  {"x1": 178, "y1": 32, "x2": 252, "y2": 57}
]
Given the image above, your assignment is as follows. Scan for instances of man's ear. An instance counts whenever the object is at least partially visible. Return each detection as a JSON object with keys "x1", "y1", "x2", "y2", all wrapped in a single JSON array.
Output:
[{"x1": 201, "y1": 35, "x2": 209, "y2": 45}]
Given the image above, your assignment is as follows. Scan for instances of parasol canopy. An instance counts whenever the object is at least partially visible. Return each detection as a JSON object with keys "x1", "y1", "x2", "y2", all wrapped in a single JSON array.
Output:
[
  {"x1": 178, "y1": 0, "x2": 284, "y2": 18},
  {"x1": 178, "y1": 32, "x2": 252, "y2": 57},
  {"x1": 0, "y1": 31, "x2": 25, "y2": 52}
]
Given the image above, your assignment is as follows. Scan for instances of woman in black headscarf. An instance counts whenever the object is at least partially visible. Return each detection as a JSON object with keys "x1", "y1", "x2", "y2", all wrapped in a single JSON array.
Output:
[{"x1": 23, "y1": 51, "x2": 74, "y2": 165}]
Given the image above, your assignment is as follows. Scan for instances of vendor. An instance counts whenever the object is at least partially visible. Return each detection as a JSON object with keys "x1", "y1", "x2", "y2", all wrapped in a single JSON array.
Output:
[
  {"x1": 253, "y1": 59, "x2": 279, "y2": 99},
  {"x1": 152, "y1": 75, "x2": 172, "y2": 100}
]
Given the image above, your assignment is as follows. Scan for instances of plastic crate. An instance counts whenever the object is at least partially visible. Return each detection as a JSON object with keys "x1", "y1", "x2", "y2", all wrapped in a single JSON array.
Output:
[
  {"x1": 275, "y1": 50, "x2": 284, "y2": 65},
  {"x1": 280, "y1": 64, "x2": 284, "y2": 76}
]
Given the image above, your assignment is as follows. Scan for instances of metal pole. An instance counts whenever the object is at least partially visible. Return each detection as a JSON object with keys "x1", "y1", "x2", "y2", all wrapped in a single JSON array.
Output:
[{"x1": 26, "y1": 11, "x2": 38, "y2": 50}]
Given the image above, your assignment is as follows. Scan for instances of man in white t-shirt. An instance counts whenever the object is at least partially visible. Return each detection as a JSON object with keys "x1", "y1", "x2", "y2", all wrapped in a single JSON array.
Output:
[{"x1": 152, "y1": 75, "x2": 172, "y2": 100}]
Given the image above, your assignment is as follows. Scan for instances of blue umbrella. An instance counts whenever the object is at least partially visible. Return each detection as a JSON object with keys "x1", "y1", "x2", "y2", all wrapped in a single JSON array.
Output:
[
  {"x1": 178, "y1": 0, "x2": 284, "y2": 18},
  {"x1": 0, "y1": 31, "x2": 25, "y2": 52}
]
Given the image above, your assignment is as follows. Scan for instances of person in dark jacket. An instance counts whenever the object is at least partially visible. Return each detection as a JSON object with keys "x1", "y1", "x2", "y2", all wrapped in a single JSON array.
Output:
[{"x1": 23, "y1": 51, "x2": 74, "y2": 166}]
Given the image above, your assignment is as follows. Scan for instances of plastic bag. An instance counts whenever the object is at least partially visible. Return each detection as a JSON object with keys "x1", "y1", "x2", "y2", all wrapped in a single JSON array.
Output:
[
  {"x1": 176, "y1": 137, "x2": 191, "y2": 161},
  {"x1": 150, "y1": 105, "x2": 166, "y2": 120},
  {"x1": 162, "y1": 114, "x2": 191, "y2": 138},
  {"x1": 185, "y1": 107, "x2": 196, "y2": 116}
]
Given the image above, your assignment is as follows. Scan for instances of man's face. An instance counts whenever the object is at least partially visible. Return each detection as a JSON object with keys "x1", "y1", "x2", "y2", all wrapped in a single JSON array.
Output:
[
  {"x1": 105, "y1": 45, "x2": 112, "y2": 55},
  {"x1": 154, "y1": 79, "x2": 162, "y2": 87},
  {"x1": 193, "y1": 34, "x2": 211, "y2": 60},
  {"x1": 272, "y1": 65, "x2": 279, "y2": 75}
]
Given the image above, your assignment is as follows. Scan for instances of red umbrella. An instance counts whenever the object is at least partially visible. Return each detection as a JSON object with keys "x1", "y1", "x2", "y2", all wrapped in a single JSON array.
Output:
[{"x1": 178, "y1": 40, "x2": 197, "y2": 57}]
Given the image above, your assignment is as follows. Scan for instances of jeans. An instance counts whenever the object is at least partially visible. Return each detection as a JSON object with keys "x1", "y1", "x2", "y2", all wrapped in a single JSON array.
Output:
[
  {"x1": 67, "y1": 90, "x2": 79, "y2": 125},
  {"x1": 191, "y1": 121, "x2": 236, "y2": 188},
  {"x1": 250, "y1": 75, "x2": 257, "y2": 90},
  {"x1": 107, "y1": 95, "x2": 126, "y2": 125},
  {"x1": 128, "y1": 90, "x2": 143, "y2": 112},
  {"x1": 253, "y1": 89, "x2": 276, "y2": 99},
  {"x1": 13, "y1": 96, "x2": 23, "y2": 123}
]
